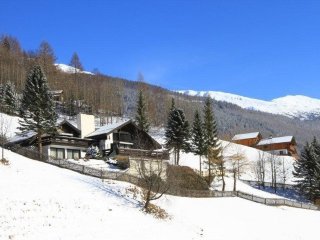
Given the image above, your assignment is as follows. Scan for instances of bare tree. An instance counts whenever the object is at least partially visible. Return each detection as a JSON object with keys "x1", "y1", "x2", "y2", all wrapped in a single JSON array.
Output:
[
  {"x1": 268, "y1": 152, "x2": 281, "y2": 193},
  {"x1": 0, "y1": 114, "x2": 11, "y2": 161},
  {"x1": 280, "y1": 157, "x2": 290, "y2": 187},
  {"x1": 136, "y1": 157, "x2": 169, "y2": 211},
  {"x1": 229, "y1": 149, "x2": 248, "y2": 191},
  {"x1": 253, "y1": 151, "x2": 267, "y2": 189}
]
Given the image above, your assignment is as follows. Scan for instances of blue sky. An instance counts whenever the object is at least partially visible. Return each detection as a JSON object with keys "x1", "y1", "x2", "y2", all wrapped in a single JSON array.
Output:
[{"x1": 1, "y1": 0, "x2": 320, "y2": 100}]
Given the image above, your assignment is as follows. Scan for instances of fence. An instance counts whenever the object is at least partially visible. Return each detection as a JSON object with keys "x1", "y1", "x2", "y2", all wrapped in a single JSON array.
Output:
[
  {"x1": 240, "y1": 179, "x2": 296, "y2": 190},
  {"x1": 8, "y1": 147, "x2": 319, "y2": 211}
]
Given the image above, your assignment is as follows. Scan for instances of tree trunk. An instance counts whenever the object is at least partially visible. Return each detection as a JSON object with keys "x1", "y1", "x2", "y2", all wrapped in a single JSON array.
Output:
[
  {"x1": 233, "y1": 171, "x2": 237, "y2": 191},
  {"x1": 144, "y1": 190, "x2": 151, "y2": 211},
  {"x1": 38, "y1": 132, "x2": 42, "y2": 160},
  {"x1": 177, "y1": 148, "x2": 180, "y2": 165},
  {"x1": 221, "y1": 167, "x2": 225, "y2": 191},
  {"x1": 199, "y1": 155, "x2": 202, "y2": 176}
]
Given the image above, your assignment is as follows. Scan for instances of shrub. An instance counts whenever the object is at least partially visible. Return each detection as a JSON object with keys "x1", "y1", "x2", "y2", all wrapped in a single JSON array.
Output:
[
  {"x1": 116, "y1": 155, "x2": 130, "y2": 169},
  {"x1": 0, "y1": 158, "x2": 10, "y2": 165},
  {"x1": 145, "y1": 203, "x2": 169, "y2": 219},
  {"x1": 167, "y1": 165, "x2": 208, "y2": 190}
]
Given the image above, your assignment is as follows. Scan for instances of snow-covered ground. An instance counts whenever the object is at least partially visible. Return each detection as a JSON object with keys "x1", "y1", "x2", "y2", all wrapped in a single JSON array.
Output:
[
  {"x1": 178, "y1": 90, "x2": 320, "y2": 119},
  {"x1": 1, "y1": 148, "x2": 320, "y2": 240},
  {"x1": 150, "y1": 127, "x2": 296, "y2": 184}
]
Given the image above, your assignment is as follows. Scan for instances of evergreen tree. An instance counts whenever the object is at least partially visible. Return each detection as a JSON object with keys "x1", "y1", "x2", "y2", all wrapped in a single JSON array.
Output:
[
  {"x1": 18, "y1": 65, "x2": 57, "y2": 157},
  {"x1": 192, "y1": 110, "x2": 205, "y2": 175},
  {"x1": 135, "y1": 90, "x2": 150, "y2": 132},
  {"x1": 70, "y1": 52, "x2": 83, "y2": 71},
  {"x1": 165, "y1": 99, "x2": 190, "y2": 165},
  {"x1": 0, "y1": 84, "x2": 4, "y2": 110},
  {"x1": 203, "y1": 97, "x2": 221, "y2": 184},
  {"x1": 3, "y1": 81, "x2": 17, "y2": 115},
  {"x1": 293, "y1": 138, "x2": 320, "y2": 202}
]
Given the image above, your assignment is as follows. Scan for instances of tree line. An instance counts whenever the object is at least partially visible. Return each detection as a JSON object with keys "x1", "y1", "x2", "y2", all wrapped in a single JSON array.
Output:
[{"x1": 1, "y1": 34, "x2": 320, "y2": 152}]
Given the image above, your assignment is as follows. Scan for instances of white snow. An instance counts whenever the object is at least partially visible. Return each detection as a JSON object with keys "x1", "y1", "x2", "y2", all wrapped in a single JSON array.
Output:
[
  {"x1": 1, "y1": 149, "x2": 319, "y2": 240},
  {"x1": 232, "y1": 132, "x2": 260, "y2": 141},
  {"x1": 257, "y1": 136, "x2": 294, "y2": 146},
  {"x1": 178, "y1": 90, "x2": 320, "y2": 119},
  {"x1": 55, "y1": 63, "x2": 94, "y2": 75}
]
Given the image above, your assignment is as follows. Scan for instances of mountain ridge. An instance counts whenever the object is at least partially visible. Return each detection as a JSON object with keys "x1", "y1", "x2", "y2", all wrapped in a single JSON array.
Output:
[{"x1": 178, "y1": 90, "x2": 320, "y2": 120}]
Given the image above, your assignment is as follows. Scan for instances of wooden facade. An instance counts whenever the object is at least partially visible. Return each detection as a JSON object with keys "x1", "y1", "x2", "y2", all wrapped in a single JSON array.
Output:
[
  {"x1": 256, "y1": 136, "x2": 298, "y2": 159},
  {"x1": 232, "y1": 132, "x2": 262, "y2": 147}
]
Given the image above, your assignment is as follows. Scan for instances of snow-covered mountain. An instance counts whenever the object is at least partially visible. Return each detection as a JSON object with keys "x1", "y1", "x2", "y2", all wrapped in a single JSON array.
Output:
[
  {"x1": 178, "y1": 90, "x2": 320, "y2": 120},
  {"x1": 54, "y1": 63, "x2": 94, "y2": 75}
]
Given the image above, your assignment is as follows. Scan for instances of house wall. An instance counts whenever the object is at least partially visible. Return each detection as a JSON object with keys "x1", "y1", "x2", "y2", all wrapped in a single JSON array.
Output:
[
  {"x1": 234, "y1": 137, "x2": 260, "y2": 147},
  {"x1": 99, "y1": 134, "x2": 113, "y2": 151},
  {"x1": 44, "y1": 144, "x2": 87, "y2": 160},
  {"x1": 256, "y1": 142, "x2": 297, "y2": 158}
]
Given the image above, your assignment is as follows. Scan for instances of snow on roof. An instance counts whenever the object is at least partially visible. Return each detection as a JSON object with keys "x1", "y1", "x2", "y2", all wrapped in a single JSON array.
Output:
[
  {"x1": 8, "y1": 132, "x2": 37, "y2": 143},
  {"x1": 232, "y1": 132, "x2": 260, "y2": 141},
  {"x1": 49, "y1": 90, "x2": 63, "y2": 95},
  {"x1": 256, "y1": 136, "x2": 294, "y2": 146},
  {"x1": 86, "y1": 119, "x2": 132, "y2": 138}
]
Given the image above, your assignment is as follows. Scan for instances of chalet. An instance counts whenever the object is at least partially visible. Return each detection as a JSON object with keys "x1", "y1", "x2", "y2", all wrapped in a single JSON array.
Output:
[
  {"x1": 7, "y1": 116, "x2": 92, "y2": 159},
  {"x1": 255, "y1": 136, "x2": 298, "y2": 159},
  {"x1": 48, "y1": 90, "x2": 64, "y2": 102},
  {"x1": 86, "y1": 119, "x2": 162, "y2": 156},
  {"x1": 7, "y1": 114, "x2": 165, "y2": 160},
  {"x1": 232, "y1": 132, "x2": 262, "y2": 147}
]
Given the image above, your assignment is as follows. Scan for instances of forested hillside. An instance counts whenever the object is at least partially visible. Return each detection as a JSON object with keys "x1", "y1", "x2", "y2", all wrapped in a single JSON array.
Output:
[{"x1": 1, "y1": 34, "x2": 319, "y2": 150}]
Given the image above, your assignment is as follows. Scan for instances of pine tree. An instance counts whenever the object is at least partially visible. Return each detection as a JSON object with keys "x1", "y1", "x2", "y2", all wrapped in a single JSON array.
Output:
[
  {"x1": 18, "y1": 65, "x2": 57, "y2": 157},
  {"x1": 192, "y1": 110, "x2": 205, "y2": 175},
  {"x1": 3, "y1": 81, "x2": 17, "y2": 115},
  {"x1": 0, "y1": 84, "x2": 4, "y2": 111},
  {"x1": 165, "y1": 99, "x2": 190, "y2": 165},
  {"x1": 293, "y1": 138, "x2": 320, "y2": 202},
  {"x1": 135, "y1": 90, "x2": 150, "y2": 132},
  {"x1": 70, "y1": 52, "x2": 83, "y2": 71},
  {"x1": 203, "y1": 97, "x2": 221, "y2": 184}
]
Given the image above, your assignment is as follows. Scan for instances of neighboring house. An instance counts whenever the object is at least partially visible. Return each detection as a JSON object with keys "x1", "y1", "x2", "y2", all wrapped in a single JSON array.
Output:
[
  {"x1": 255, "y1": 136, "x2": 298, "y2": 159},
  {"x1": 232, "y1": 132, "x2": 262, "y2": 147},
  {"x1": 86, "y1": 119, "x2": 162, "y2": 156},
  {"x1": 49, "y1": 90, "x2": 64, "y2": 102}
]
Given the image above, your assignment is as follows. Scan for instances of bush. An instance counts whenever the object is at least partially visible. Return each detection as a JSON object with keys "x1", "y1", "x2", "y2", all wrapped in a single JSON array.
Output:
[
  {"x1": 0, "y1": 158, "x2": 10, "y2": 165},
  {"x1": 116, "y1": 155, "x2": 130, "y2": 170},
  {"x1": 167, "y1": 165, "x2": 208, "y2": 190}
]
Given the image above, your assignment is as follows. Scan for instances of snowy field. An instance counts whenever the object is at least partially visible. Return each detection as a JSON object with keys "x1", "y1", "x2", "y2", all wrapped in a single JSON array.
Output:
[{"x1": 1, "y1": 148, "x2": 320, "y2": 240}]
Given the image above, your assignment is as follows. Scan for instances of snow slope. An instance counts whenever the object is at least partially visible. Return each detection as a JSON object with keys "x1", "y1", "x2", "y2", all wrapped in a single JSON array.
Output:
[
  {"x1": 178, "y1": 90, "x2": 320, "y2": 120},
  {"x1": 55, "y1": 63, "x2": 94, "y2": 75},
  {"x1": 150, "y1": 127, "x2": 296, "y2": 184},
  {"x1": 1, "y1": 148, "x2": 320, "y2": 240}
]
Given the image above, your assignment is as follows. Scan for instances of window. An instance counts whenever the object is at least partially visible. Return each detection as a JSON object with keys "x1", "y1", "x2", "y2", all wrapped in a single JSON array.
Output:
[
  {"x1": 50, "y1": 148, "x2": 65, "y2": 159},
  {"x1": 67, "y1": 149, "x2": 80, "y2": 159}
]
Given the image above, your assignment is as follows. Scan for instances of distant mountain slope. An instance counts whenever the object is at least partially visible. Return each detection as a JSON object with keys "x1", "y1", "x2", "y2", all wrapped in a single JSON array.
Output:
[
  {"x1": 178, "y1": 90, "x2": 320, "y2": 120},
  {"x1": 54, "y1": 63, "x2": 94, "y2": 75}
]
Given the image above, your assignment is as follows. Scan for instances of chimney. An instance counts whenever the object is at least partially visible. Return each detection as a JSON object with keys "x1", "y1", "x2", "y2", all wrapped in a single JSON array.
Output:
[{"x1": 77, "y1": 113, "x2": 95, "y2": 138}]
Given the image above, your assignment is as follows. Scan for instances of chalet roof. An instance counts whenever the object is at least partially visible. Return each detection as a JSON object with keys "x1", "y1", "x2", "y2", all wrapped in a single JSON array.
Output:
[
  {"x1": 256, "y1": 136, "x2": 295, "y2": 146},
  {"x1": 58, "y1": 119, "x2": 81, "y2": 134},
  {"x1": 86, "y1": 119, "x2": 132, "y2": 138},
  {"x1": 232, "y1": 132, "x2": 260, "y2": 141}
]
